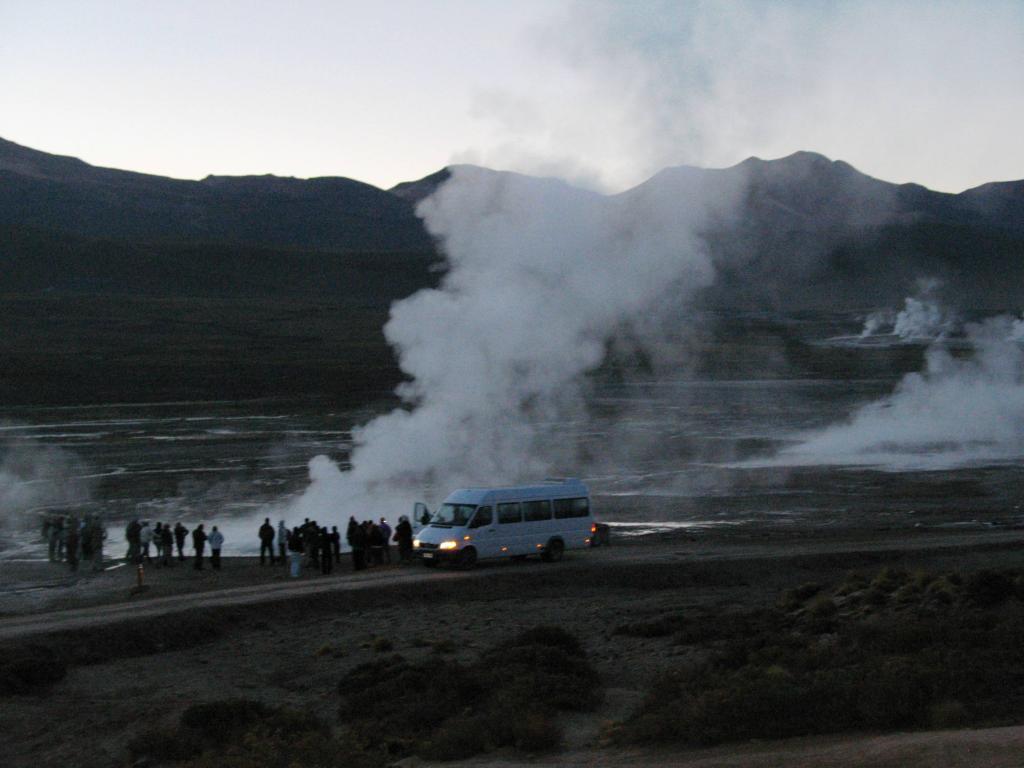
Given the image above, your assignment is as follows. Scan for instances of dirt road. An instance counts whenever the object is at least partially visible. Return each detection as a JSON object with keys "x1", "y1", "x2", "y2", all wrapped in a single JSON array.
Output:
[{"x1": 4, "y1": 526, "x2": 1023, "y2": 641}]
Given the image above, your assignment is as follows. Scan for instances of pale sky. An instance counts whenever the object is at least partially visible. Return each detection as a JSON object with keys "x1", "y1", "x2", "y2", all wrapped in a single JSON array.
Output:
[{"x1": 2, "y1": 0, "x2": 1023, "y2": 193}]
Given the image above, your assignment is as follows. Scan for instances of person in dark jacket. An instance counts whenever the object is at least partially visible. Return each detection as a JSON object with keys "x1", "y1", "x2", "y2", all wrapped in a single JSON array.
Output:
[
  {"x1": 330, "y1": 526, "x2": 341, "y2": 564},
  {"x1": 174, "y1": 522, "x2": 188, "y2": 561},
  {"x1": 319, "y1": 527, "x2": 333, "y2": 575},
  {"x1": 160, "y1": 524, "x2": 173, "y2": 566},
  {"x1": 47, "y1": 516, "x2": 63, "y2": 562},
  {"x1": 395, "y1": 515, "x2": 414, "y2": 563},
  {"x1": 378, "y1": 518, "x2": 392, "y2": 564},
  {"x1": 368, "y1": 522, "x2": 385, "y2": 566},
  {"x1": 125, "y1": 519, "x2": 141, "y2": 563},
  {"x1": 192, "y1": 524, "x2": 207, "y2": 570},
  {"x1": 258, "y1": 517, "x2": 275, "y2": 565},
  {"x1": 66, "y1": 517, "x2": 80, "y2": 572},
  {"x1": 350, "y1": 522, "x2": 367, "y2": 571},
  {"x1": 90, "y1": 518, "x2": 106, "y2": 572},
  {"x1": 306, "y1": 519, "x2": 320, "y2": 568}
]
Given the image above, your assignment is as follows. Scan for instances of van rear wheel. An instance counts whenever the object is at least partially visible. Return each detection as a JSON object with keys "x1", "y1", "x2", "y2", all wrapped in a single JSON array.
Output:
[{"x1": 541, "y1": 539, "x2": 564, "y2": 563}]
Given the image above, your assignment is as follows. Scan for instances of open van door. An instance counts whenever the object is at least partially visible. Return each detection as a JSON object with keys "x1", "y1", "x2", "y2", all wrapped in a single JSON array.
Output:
[{"x1": 413, "y1": 502, "x2": 431, "y2": 529}]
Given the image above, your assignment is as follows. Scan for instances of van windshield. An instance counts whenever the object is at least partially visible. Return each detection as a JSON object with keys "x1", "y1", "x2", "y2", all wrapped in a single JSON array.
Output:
[{"x1": 430, "y1": 504, "x2": 476, "y2": 527}]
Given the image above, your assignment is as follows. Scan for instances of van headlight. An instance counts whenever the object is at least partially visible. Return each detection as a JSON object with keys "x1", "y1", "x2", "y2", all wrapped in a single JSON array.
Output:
[
  {"x1": 438, "y1": 540, "x2": 458, "y2": 551},
  {"x1": 413, "y1": 539, "x2": 420, "y2": 549}
]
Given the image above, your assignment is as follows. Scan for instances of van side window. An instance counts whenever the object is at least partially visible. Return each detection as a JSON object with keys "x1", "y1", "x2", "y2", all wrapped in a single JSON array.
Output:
[
  {"x1": 498, "y1": 503, "x2": 521, "y2": 524},
  {"x1": 470, "y1": 506, "x2": 493, "y2": 528},
  {"x1": 554, "y1": 497, "x2": 590, "y2": 519},
  {"x1": 523, "y1": 500, "x2": 552, "y2": 522}
]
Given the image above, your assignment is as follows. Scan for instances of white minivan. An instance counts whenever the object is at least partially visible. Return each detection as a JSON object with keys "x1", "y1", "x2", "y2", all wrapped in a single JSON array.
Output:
[{"x1": 413, "y1": 479, "x2": 595, "y2": 568}]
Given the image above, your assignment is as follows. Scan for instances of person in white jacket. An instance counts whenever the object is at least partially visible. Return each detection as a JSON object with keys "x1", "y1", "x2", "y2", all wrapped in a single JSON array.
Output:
[
  {"x1": 208, "y1": 526, "x2": 224, "y2": 570},
  {"x1": 277, "y1": 520, "x2": 288, "y2": 565},
  {"x1": 139, "y1": 522, "x2": 153, "y2": 563}
]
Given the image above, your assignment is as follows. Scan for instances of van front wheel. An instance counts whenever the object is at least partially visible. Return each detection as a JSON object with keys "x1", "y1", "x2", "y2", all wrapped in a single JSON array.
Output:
[
  {"x1": 458, "y1": 547, "x2": 478, "y2": 570},
  {"x1": 542, "y1": 539, "x2": 564, "y2": 563}
]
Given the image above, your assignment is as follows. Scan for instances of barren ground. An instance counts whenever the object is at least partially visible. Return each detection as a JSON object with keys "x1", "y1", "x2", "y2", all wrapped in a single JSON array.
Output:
[{"x1": 4, "y1": 526, "x2": 1024, "y2": 768}]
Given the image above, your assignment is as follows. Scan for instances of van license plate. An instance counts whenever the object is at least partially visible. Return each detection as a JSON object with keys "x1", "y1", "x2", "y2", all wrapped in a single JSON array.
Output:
[{"x1": 422, "y1": 553, "x2": 433, "y2": 559}]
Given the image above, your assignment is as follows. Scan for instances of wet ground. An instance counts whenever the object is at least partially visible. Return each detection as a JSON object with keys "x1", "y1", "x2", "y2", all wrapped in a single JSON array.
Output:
[{"x1": 3, "y1": 311, "x2": 1023, "y2": 560}]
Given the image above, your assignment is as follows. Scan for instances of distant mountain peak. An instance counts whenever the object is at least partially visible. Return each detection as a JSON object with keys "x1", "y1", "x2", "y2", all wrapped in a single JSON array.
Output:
[
  {"x1": 0, "y1": 135, "x2": 90, "y2": 180},
  {"x1": 389, "y1": 167, "x2": 452, "y2": 205}
]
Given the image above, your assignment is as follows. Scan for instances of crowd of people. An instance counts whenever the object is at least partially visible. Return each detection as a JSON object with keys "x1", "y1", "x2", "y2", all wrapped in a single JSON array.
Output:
[
  {"x1": 40, "y1": 511, "x2": 418, "y2": 577},
  {"x1": 40, "y1": 514, "x2": 107, "y2": 572},
  {"x1": 282, "y1": 515, "x2": 415, "y2": 575}
]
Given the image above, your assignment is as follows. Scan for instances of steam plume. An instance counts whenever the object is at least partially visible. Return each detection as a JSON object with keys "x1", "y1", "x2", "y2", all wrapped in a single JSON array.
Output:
[
  {"x1": 291, "y1": 166, "x2": 716, "y2": 516},
  {"x1": 0, "y1": 437, "x2": 93, "y2": 528},
  {"x1": 860, "y1": 279, "x2": 958, "y2": 343},
  {"x1": 777, "y1": 317, "x2": 1024, "y2": 470}
]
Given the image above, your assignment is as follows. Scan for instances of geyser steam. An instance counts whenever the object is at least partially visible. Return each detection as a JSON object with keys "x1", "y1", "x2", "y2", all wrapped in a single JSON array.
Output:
[
  {"x1": 0, "y1": 437, "x2": 93, "y2": 528},
  {"x1": 291, "y1": 166, "x2": 715, "y2": 517},
  {"x1": 777, "y1": 317, "x2": 1024, "y2": 470},
  {"x1": 860, "y1": 279, "x2": 957, "y2": 343}
]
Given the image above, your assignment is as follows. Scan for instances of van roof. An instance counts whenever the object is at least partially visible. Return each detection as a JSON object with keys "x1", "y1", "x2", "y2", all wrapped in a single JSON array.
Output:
[{"x1": 443, "y1": 479, "x2": 589, "y2": 505}]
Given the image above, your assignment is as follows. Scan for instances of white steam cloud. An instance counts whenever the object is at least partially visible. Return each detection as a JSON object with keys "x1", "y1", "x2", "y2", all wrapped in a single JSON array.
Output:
[
  {"x1": 291, "y1": 166, "x2": 718, "y2": 518},
  {"x1": 469, "y1": 0, "x2": 1024, "y2": 193},
  {"x1": 0, "y1": 437, "x2": 93, "y2": 528},
  {"x1": 776, "y1": 317, "x2": 1024, "y2": 470},
  {"x1": 860, "y1": 279, "x2": 959, "y2": 343}
]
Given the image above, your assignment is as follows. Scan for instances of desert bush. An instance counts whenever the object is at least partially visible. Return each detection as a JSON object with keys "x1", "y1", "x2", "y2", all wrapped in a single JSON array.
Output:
[
  {"x1": 780, "y1": 582, "x2": 823, "y2": 610},
  {"x1": 419, "y1": 715, "x2": 492, "y2": 761},
  {"x1": 430, "y1": 638, "x2": 456, "y2": 654},
  {"x1": 871, "y1": 567, "x2": 908, "y2": 594},
  {"x1": 835, "y1": 572, "x2": 869, "y2": 596},
  {"x1": 126, "y1": 698, "x2": 358, "y2": 768},
  {"x1": 929, "y1": 699, "x2": 969, "y2": 729},
  {"x1": 126, "y1": 727, "x2": 196, "y2": 763},
  {"x1": 674, "y1": 609, "x2": 780, "y2": 646},
  {"x1": 963, "y1": 569, "x2": 1018, "y2": 607},
  {"x1": 0, "y1": 644, "x2": 67, "y2": 695},
  {"x1": 614, "y1": 566, "x2": 1024, "y2": 748},
  {"x1": 613, "y1": 615, "x2": 683, "y2": 638},
  {"x1": 338, "y1": 654, "x2": 480, "y2": 744},
  {"x1": 508, "y1": 710, "x2": 562, "y2": 752},
  {"x1": 508, "y1": 625, "x2": 585, "y2": 656},
  {"x1": 337, "y1": 626, "x2": 599, "y2": 763}
]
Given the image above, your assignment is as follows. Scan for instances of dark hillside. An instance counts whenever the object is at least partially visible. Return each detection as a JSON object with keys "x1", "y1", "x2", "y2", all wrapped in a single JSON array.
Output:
[
  {"x1": 0, "y1": 227, "x2": 439, "y2": 406},
  {"x1": 623, "y1": 152, "x2": 1024, "y2": 311},
  {"x1": 4, "y1": 139, "x2": 1024, "y2": 405},
  {"x1": 0, "y1": 225, "x2": 437, "y2": 299},
  {"x1": 0, "y1": 137, "x2": 431, "y2": 251}
]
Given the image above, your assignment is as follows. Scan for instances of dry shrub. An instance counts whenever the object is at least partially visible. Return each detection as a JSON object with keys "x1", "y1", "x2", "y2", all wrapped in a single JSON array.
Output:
[
  {"x1": 614, "y1": 566, "x2": 1024, "y2": 748},
  {"x1": 127, "y1": 698, "x2": 370, "y2": 768},
  {"x1": 613, "y1": 615, "x2": 683, "y2": 638},
  {"x1": 0, "y1": 645, "x2": 67, "y2": 695},
  {"x1": 338, "y1": 626, "x2": 599, "y2": 762},
  {"x1": 430, "y1": 638, "x2": 456, "y2": 654}
]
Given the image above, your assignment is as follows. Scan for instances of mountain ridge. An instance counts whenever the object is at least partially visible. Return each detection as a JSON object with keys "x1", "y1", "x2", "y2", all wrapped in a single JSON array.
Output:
[{"x1": 2, "y1": 136, "x2": 1024, "y2": 311}]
